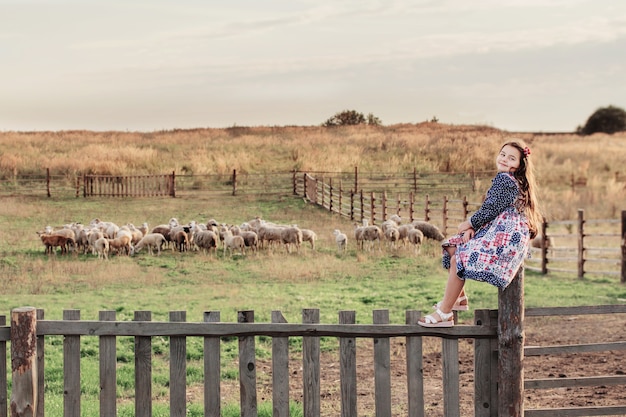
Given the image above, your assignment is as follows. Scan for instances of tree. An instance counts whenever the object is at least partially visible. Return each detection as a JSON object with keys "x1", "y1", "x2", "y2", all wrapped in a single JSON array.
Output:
[
  {"x1": 323, "y1": 110, "x2": 382, "y2": 127},
  {"x1": 578, "y1": 105, "x2": 626, "y2": 135}
]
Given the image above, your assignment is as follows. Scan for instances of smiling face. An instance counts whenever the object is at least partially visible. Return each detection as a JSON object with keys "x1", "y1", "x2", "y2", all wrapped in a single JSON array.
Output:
[{"x1": 496, "y1": 144, "x2": 522, "y2": 173}]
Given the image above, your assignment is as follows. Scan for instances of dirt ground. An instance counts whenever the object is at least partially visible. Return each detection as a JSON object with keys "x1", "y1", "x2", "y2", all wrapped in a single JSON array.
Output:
[{"x1": 216, "y1": 313, "x2": 626, "y2": 417}]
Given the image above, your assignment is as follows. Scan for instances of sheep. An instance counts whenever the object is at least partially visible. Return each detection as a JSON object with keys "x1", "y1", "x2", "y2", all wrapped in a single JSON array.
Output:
[
  {"x1": 74, "y1": 226, "x2": 91, "y2": 254},
  {"x1": 281, "y1": 226, "x2": 303, "y2": 254},
  {"x1": 411, "y1": 221, "x2": 445, "y2": 241},
  {"x1": 87, "y1": 229, "x2": 105, "y2": 255},
  {"x1": 172, "y1": 229, "x2": 189, "y2": 252},
  {"x1": 107, "y1": 234, "x2": 132, "y2": 256},
  {"x1": 300, "y1": 228, "x2": 318, "y2": 250},
  {"x1": 132, "y1": 233, "x2": 167, "y2": 256},
  {"x1": 231, "y1": 227, "x2": 259, "y2": 254},
  {"x1": 38, "y1": 233, "x2": 71, "y2": 255},
  {"x1": 151, "y1": 225, "x2": 172, "y2": 247},
  {"x1": 531, "y1": 233, "x2": 556, "y2": 256},
  {"x1": 397, "y1": 224, "x2": 415, "y2": 247},
  {"x1": 138, "y1": 222, "x2": 149, "y2": 237},
  {"x1": 333, "y1": 229, "x2": 348, "y2": 254},
  {"x1": 384, "y1": 226, "x2": 400, "y2": 249},
  {"x1": 47, "y1": 227, "x2": 77, "y2": 252},
  {"x1": 222, "y1": 229, "x2": 245, "y2": 257},
  {"x1": 257, "y1": 223, "x2": 284, "y2": 250},
  {"x1": 407, "y1": 228, "x2": 424, "y2": 255},
  {"x1": 193, "y1": 229, "x2": 219, "y2": 256},
  {"x1": 361, "y1": 225, "x2": 383, "y2": 251},
  {"x1": 125, "y1": 223, "x2": 145, "y2": 245},
  {"x1": 94, "y1": 237, "x2": 110, "y2": 260}
]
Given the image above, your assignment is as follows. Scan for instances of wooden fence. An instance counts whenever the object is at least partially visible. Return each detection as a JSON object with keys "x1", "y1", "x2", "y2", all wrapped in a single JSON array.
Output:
[{"x1": 2, "y1": 285, "x2": 626, "y2": 417}]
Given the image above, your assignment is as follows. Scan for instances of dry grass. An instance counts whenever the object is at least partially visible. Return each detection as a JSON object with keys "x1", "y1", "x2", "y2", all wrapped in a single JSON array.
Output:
[{"x1": 1, "y1": 123, "x2": 625, "y2": 219}]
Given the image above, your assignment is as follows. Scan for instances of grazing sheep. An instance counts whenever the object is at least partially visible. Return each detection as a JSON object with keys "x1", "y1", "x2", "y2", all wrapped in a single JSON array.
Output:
[
  {"x1": 384, "y1": 226, "x2": 400, "y2": 249},
  {"x1": 48, "y1": 227, "x2": 77, "y2": 252},
  {"x1": 257, "y1": 223, "x2": 284, "y2": 250},
  {"x1": 232, "y1": 228, "x2": 259, "y2": 254},
  {"x1": 151, "y1": 225, "x2": 172, "y2": 247},
  {"x1": 132, "y1": 233, "x2": 166, "y2": 256},
  {"x1": 411, "y1": 221, "x2": 445, "y2": 241},
  {"x1": 38, "y1": 233, "x2": 71, "y2": 255},
  {"x1": 172, "y1": 229, "x2": 189, "y2": 252},
  {"x1": 300, "y1": 228, "x2": 318, "y2": 250},
  {"x1": 87, "y1": 229, "x2": 105, "y2": 255},
  {"x1": 408, "y1": 228, "x2": 424, "y2": 255},
  {"x1": 353, "y1": 223, "x2": 366, "y2": 251},
  {"x1": 280, "y1": 226, "x2": 303, "y2": 254},
  {"x1": 107, "y1": 234, "x2": 132, "y2": 256},
  {"x1": 193, "y1": 229, "x2": 219, "y2": 256},
  {"x1": 397, "y1": 224, "x2": 415, "y2": 247},
  {"x1": 361, "y1": 225, "x2": 383, "y2": 251},
  {"x1": 222, "y1": 230, "x2": 245, "y2": 257},
  {"x1": 333, "y1": 229, "x2": 348, "y2": 254},
  {"x1": 94, "y1": 237, "x2": 109, "y2": 260}
]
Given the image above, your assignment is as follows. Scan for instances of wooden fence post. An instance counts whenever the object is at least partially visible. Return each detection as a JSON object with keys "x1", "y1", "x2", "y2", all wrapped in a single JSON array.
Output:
[
  {"x1": 443, "y1": 196, "x2": 449, "y2": 236},
  {"x1": 354, "y1": 166, "x2": 358, "y2": 194},
  {"x1": 303, "y1": 309, "x2": 320, "y2": 417},
  {"x1": 577, "y1": 209, "x2": 585, "y2": 279},
  {"x1": 498, "y1": 269, "x2": 524, "y2": 417},
  {"x1": 238, "y1": 310, "x2": 257, "y2": 417},
  {"x1": 329, "y1": 178, "x2": 333, "y2": 214},
  {"x1": 424, "y1": 194, "x2": 430, "y2": 222},
  {"x1": 541, "y1": 219, "x2": 548, "y2": 275},
  {"x1": 339, "y1": 311, "x2": 357, "y2": 417},
  {"x1": 170, "y1": 171, "x2": 176, "y2": 198},
  {"x1": 371, "y1": 192, "x2": 377, "y2": 224},
  {"x1": 170, "y1": 311, "x2": 187, "y2": 417},
  {"x1": 99, "y1": 311, "x2": 116, "y2": 417},
  {"x1": 204, "y1": 311, "x2": 221, "y2": 417},
  {"x1": 622, "y1": 210, "x2": 626, "y2": 283},
  {"x1": 409, "y1": 192, "x2": 415, "y2": 223},
  {"x1": 373, "y1": 310, "x2": 392, "y2": 417},
  {"x1": 292, "y1": 170, "x2": 297, "y2": 195},
  {"x1": 0, "y1": 314, "x2": 6, "y2": 417},
  {"x1": 232, "y1": 169, "x2": 237, "y2": 196},
  {"x1": 134, "y1": 311, "x2": 152, "y2": 417},
  {"x1": 46, "y1": 168, "x2": 50, "y2": 198},
  {"x1": 63, "y1": 310, "x2": 80, "y2": 417},
  {"x1": 382, "y1": 191, "x2": 388, "y2": 221},
  {"x1": 474, "y1": 309, "x2": 498, "y2": 417},
  {"x1": 10, "y1": 307, "x2": 38, "y2": 417},
  {"x1": 272, "y1": 311, "x2": 289, "y2": 417}
]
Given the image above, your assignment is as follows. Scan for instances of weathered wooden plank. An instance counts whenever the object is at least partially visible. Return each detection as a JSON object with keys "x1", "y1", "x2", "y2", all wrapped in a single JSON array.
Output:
[
  {"x1": 35, "y1": 321, "x2": 497, "y2": 338},
  {"x1": 525, "y1": 374, "x2": 626, "y2": 390},
  {"x1": 203, "y1": 311, "x2": 221, "y2": 417},
  {"x1": 373, "y1": 310, "x2": 391, "y2": 417},
  {"x1": 302, "y1": 309, "x2": 320, "y2": 417},
  {"x1": 63, "y1": 310, "x2": 80, "y2": 417},
  {"x1": 169, "y1": 311, "x2": 187, "y2": 417},
  {"x1": 442, "y1": 337, "x2": 460, "y2": 417},
  {"x1": 473, "y1": 309, "x2": 498, "y2": 417},
  {"x1": 339, "y1": 311, "x2": 357, "y2": 417},
  {"x1": 271, "y1": 311, "x2": 290, "y2": 417},
  {"x1": 525, "y1": 341, "x2": 626, "y2": 356},
  {"x1": 405, "y1": 310, "x2": 424, "y2": 417},
  {"x1": 238, "y1": 311, "x2": 257, "y2": 417},
  {"x1": 99, "y1": 311, "x2": 117, "y2": 417},
  {"x1": 525, "y1": 405, "x2": 626, "y2": 417},
  {"x1": 134, "y1": 311, "x2": 152, "y2": 417},
  {"x1": 525, "y1": 305, "x2": 626, "y2": 316},
  {"x1": 10, "y1": 307, "x2": 38, "y2": 417}
]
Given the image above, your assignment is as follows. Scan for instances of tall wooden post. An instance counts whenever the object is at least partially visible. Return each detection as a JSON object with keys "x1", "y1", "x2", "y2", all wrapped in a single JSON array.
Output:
[
  {"x1": 10, "y1": 307, "x2": 38, "y2": 417},
  {"x1": 232, "y1": 169, "x2": 237, "y2": 196},
  {"x1": 498, "y1": 269, "x2": 524, "y2": 417},
  {"x1": 577, "y1": 209, "x2": 585, "y2": 279},
  {"x1": 620, "y1": 210, "x2": 626, "y2": 283},
  {"x1": 541, "y1": 219, "x2": 548, "y2": 275}
]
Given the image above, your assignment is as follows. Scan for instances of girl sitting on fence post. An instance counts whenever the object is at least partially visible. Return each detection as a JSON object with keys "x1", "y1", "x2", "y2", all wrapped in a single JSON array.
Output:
[{"x1": 419, "y1": 140, "x2": 542, "y2": 327}]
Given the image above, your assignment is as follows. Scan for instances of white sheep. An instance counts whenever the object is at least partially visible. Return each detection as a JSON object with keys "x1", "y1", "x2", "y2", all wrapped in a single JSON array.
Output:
[
  {"x1": 333, "y1": 229, "x2": 348, "y2": 254},
  {"x1": 94, "y1": 237, "x2": 110, "y2": 260},
  {"x1": 384, "y1": 226, "x2": 400, "y2": 249},
  {"x1": 222, "y1": 229, "x2": 245, "y2": 257},
  {"x1": 407, "y1": 228, "x2": 424, "y2": 255},
  {"x1": 193, "y1": 229, "x2": 219, "y2": 256},
  {"x1": 300, "y1": 228, "x2": 318, "y2": 250},
  {"x1": 132, "y1": 233, "x2": 166, "y2": 256},
  {"x1": 257, "y1": 223, "x2": 284, "y2": 250},
  {"x1": 87, "y1": 229, "x2": 105, "y2": 255},
  {"x1": 280, "y1": 226, "x2": 303, "y2": 254},
  {"x1": 361, "y1": 225, "x2": 383, "y2": 251}
]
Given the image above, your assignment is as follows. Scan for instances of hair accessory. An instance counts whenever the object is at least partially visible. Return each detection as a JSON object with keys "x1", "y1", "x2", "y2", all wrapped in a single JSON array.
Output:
[{"x1": 523, "y1": 147, "x2": 531, "y2": 156}]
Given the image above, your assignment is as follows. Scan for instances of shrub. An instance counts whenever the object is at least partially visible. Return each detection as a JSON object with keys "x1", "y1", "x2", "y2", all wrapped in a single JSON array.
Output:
[
  {"x1": 578, "y1": 105, "x2": 626, "y2": 135},
  {"x1": 323, "y1": 110, "x2": 382, "y2": 126}
]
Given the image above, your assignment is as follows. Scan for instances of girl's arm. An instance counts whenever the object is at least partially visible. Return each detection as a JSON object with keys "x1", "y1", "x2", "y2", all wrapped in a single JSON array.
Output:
[{"x1": 469, "y1": 173, "x2": 518, "y2": 230}]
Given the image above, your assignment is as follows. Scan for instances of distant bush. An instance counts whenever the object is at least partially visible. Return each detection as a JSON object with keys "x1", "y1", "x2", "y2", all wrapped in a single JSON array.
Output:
[
  {"x1": 323, "y1": 110, "x2": 382, "y2": 127},
  {"x1": 578, "y1": 105, "x2": 626, "y2": 135}
]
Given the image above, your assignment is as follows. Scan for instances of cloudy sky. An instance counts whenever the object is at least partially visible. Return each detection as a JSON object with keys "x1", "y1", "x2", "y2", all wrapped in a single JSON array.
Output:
[{"x1": 1, "y1": 0, "x2": 625, "y2": 132}]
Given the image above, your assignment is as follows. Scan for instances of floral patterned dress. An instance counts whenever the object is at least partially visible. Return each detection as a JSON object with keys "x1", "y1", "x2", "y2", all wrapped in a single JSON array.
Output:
[{"x1": 442, "y1": 172, "x2": 530, "y2": 289}]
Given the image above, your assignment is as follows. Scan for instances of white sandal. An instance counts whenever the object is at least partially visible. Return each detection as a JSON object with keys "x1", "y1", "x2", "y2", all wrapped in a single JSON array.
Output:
[
  {"x1": 418, "y1": 308, "x2": 455, "y2": 328},
  {"x1": 434, "y1": 295, "x2": 469, "y2": 311}
]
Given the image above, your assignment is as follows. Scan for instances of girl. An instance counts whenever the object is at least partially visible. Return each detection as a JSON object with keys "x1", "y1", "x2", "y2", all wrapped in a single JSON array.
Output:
[{"x1": 419, "y1": 140, "x2": 542, "y2": 327}]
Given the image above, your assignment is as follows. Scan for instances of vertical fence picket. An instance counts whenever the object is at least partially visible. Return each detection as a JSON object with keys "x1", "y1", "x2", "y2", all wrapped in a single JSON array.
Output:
[
  {"x1": 63, "y1": 310, "x2": 81, "y2": 417},
  {"x1": 474, "y1": 309, "x2": 498, "y2": 417},
  {"x1": 442, "y1": 337, "x2": 460, "y2": 417},
  {"x1": 339, "y1": 311, "x2": 357, "y2": 417},
  {"x1": 302, "y1": 309, "x2": 320, "y2": 417},
  {"x1": 271, "y1": 311, "x2": 290, "y2": 417},
  {"x1": 134, "y1": 311, "x2": 152, "y2": 417},
  {"x1": 99, "y1": 311, "x2": 117, "y2": 417},
  {"x1": 578, "y1": 209, "x2": 585, "y2": 278},
  {"x1": 0, "y1": 315, "x2": 6, "y2": 417},
  {"x1": 36, "y1": 309, "x2": 44, "y2": 417},
  {"x1": 204, "y1": 311, "x2": 221, "y2": 417},
  {"x1": 238, "y1": 310, "x2": 257, "y2": 417},
  {"x1": 405, "y1": 310, "x2": 424, "y2": 417},
  {"x1": 170, "y1": 311, "x2": 187, "y2": 417},
  {"x1": 373, "y1": 310, "x2": 392, "y2": 417}
]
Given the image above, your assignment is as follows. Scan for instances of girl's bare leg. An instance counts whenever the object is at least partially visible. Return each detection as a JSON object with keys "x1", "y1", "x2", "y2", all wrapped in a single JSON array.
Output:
[
  {"x1": 438, "y1": 254, "x2": 465, "y2": 314},
  {"x1": 443, "y1": 247, "x2": 466, "y2": 301}
]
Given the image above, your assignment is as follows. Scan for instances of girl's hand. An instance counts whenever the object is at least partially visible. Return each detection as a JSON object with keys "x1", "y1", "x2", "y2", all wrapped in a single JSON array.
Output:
[
  {"x1": 457, "y1": 220, "x2": 472, "y2": 234},
  {"x1": 462, "y1": 228, "x2": 475, "y2": 243}
]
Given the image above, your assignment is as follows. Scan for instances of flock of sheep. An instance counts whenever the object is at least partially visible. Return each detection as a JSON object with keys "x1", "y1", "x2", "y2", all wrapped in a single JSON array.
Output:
[{"x1": 36, "y1": 214, "x2": 448, "y2": 259}]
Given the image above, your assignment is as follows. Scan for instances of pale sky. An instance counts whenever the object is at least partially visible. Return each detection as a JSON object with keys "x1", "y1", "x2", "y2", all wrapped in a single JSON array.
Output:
[{"x1": 1, "y1": 0, "x2": 625, "y2": 132}]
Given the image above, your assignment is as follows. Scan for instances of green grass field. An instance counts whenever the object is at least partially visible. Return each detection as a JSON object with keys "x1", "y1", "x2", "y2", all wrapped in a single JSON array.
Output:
[{"x1": 2, "y1": 195, "x2": 625, "y2": 416}]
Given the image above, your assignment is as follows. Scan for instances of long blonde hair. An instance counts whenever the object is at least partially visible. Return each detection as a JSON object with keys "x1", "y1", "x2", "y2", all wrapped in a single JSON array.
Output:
[{"x1": 501, "y1": 140, "x2": 542, "y2": 238}]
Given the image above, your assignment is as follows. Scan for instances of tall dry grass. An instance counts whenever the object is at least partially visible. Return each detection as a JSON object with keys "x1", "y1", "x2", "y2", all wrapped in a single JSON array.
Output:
[{"x1": 1, "y1": 123, "x2": 625, "y2": 219}]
